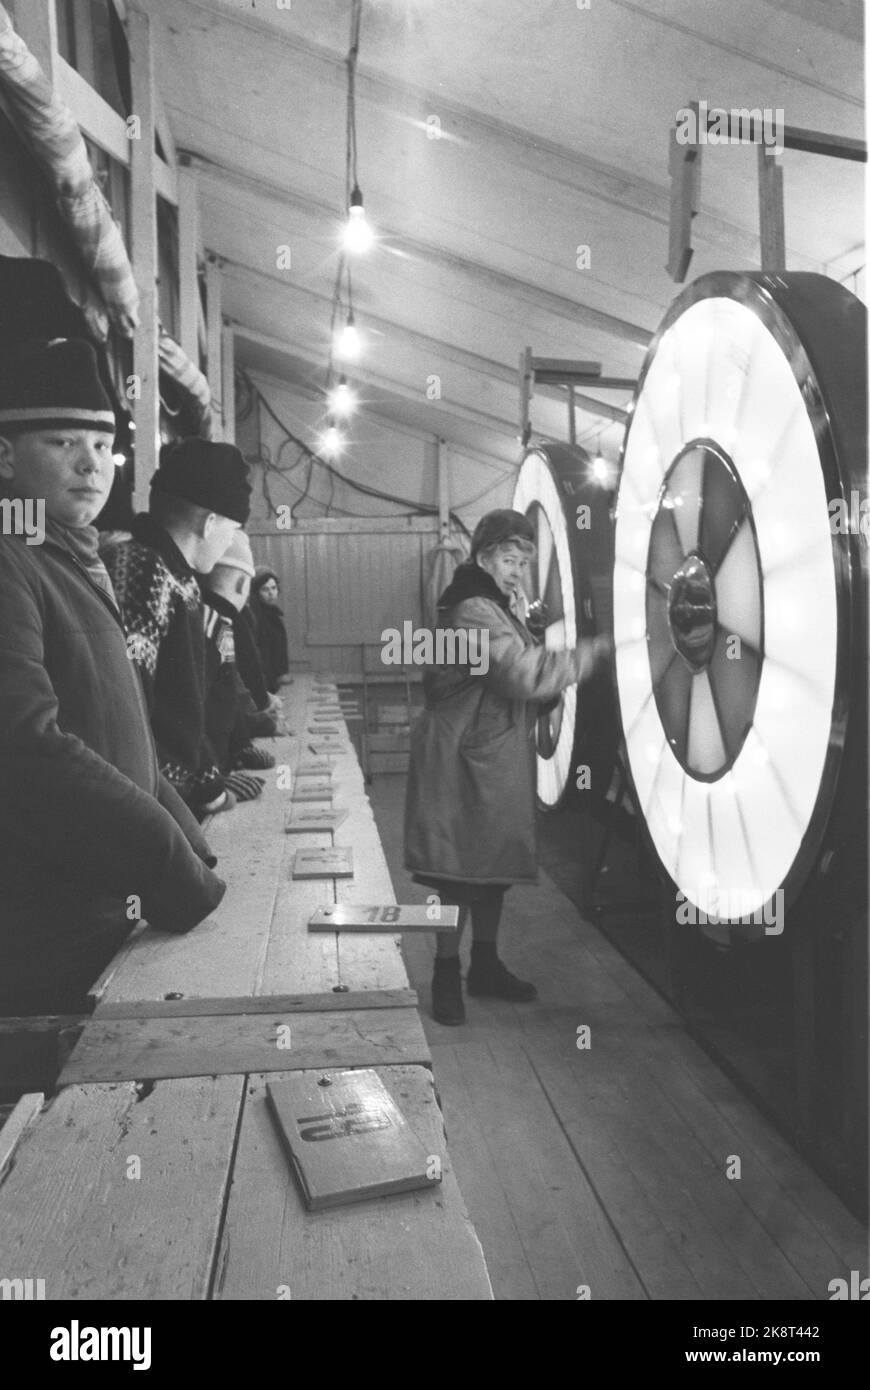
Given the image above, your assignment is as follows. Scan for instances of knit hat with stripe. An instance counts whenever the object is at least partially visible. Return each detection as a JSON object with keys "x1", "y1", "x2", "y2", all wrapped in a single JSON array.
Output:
[{"x1": 0, "y1": 338, "x2": 115, "y2": 434}]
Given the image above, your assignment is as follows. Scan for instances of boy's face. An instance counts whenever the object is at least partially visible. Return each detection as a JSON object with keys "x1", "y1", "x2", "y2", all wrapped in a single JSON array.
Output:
[
  {"x1": 196, "y1": 514, "x2": 241, "y2": 574},
  {"x1": 258, "y1": 577, "x2": 280, "y2": 605},
  {"x1": 0, "y1": 428, "x2": 116, "y2": 527}
]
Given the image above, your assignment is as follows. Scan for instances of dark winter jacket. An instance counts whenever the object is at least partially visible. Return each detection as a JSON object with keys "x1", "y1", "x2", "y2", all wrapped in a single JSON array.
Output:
[
  {"x1": 200, "y1": 587, "x2": 277, "y2": 772},
  {"x1": 250, "y1": 590, "x2": 290, "y2": 693},
  {"x1": 235, "y1": 603, "x2": 271, "y2": 710},
  {"x1": 102, "y1": 514, "x2": 226, "y2": 810},
  {"x1": 0, "y1": 527, "x2": 226, "y2": 1008},
  {"x1": 404, "y1": 561, "x2": 586, "y2": 886}
]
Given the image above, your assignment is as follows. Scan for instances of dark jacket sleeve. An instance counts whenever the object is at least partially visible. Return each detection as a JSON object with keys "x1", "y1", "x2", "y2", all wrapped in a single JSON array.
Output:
[
  {"x1": 452, "y1": 596, "x2": 583, "y2": 701},
  {"x1": 235, "y1": 606, "x2": 270, "y2": 710},
  {"x1": 0, "y1": 563, "x2": 226, "y2": 934},
  {"x1": 156, "y1": 773, "x2": 219, "y2": 868}
]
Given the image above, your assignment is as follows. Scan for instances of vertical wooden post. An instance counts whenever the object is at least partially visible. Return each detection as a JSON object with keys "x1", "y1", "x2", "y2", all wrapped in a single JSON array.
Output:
[
  {"x1": 128, "y1": 3, "x2": 160, "y2": 514},
  {"x1": 567, "y1": 384, "x2": 577, "y2": 446},
  {"x1": 221, "y1": 323, "x2": 236, "y2": 444},
  {"x1": 518, "y1": 346, "x2": 533, "y2": 448},
  {"x1": 205, "y1": 256, "x2": 223, "y2": 441},
  {"x1": 667, "y1": 103, "x2": 701, "y2": 283},
  {"x1": 436, "y1": 437, "x2": 450, "y2": 542},
  {"x1": 12, "y1": 0, "x2": 58, "y2": 84},
  {"x1": 758, "y1": 145, "x2": 786, "y2": 271},
  {"x1": 178, "y1": 161, "x2": 200, "y2": 367}
]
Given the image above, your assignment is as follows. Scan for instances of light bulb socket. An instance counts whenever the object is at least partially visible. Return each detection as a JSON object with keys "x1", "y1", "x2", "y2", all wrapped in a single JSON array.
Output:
[{"x1": 350, "y1": 184, "x2": 364, "y2": 210}]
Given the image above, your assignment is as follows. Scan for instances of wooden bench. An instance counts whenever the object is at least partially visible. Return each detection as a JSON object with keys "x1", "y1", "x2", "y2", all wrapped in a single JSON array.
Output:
[{"x1": 0, "y1": 674, "x2": 492, "y2": 1301}]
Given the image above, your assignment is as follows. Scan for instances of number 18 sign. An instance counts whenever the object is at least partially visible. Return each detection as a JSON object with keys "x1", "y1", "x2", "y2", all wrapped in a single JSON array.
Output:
[{"x1": 307, "y1": 904, "x2": 460, "y2": 933}]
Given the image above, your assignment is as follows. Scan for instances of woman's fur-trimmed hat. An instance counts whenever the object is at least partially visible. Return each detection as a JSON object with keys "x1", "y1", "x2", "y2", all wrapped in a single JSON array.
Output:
[{"x1": 470, "y1": 508, "x2": 535, "y2": 559}]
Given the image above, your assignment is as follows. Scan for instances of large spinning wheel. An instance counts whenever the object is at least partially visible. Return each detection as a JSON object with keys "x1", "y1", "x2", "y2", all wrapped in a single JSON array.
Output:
[
  {"x1": 513, "y1": 443, "x2": 616, "y2": 809},
  {"x1": 614, "y1": 272, "x2": 867, "y2": 928}
]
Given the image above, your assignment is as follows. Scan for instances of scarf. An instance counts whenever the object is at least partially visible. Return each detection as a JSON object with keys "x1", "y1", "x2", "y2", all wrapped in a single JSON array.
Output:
[{"x1": 44, "y1": 517, "x2": 117, "y2": 601}]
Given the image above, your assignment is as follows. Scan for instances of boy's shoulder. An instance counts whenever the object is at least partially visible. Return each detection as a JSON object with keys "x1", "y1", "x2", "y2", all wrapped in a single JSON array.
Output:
[
  {"x1": 102, "y1": 536, "x2": 199, "y2": 612},
  {"x1": 0, "y1": 529, "x2": 67, "y2": 586}
]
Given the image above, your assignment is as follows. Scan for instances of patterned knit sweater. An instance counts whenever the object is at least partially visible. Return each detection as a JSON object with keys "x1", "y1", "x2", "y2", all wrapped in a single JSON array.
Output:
[{"x1": 101, "y1": 514, "x2": 225, "y2": 810}]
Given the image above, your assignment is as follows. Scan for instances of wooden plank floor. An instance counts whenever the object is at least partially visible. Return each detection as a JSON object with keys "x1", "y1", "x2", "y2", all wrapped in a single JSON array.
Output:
[{"x1": 365, "y1": 769, "x2": 867, "y2": 1301}]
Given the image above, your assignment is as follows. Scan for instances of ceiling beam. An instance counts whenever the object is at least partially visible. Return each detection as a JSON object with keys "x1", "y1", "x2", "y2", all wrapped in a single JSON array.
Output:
[
  {"x1": 238, "y1": 343, "x2": 522, "y2": 479},
  {"x1": 174, "y1": 0, "x2": 807, "y2": 265},
  {"x1": 608, "y1": 0, "x2": 862, "y2": 107},
  {"x1": 234, "y1": 323, "x2": 524, "y2": 444},
  {"x1": 220, "y1": 258, "x2": 632, "y2": 427},
  {"x1": 186, "y1": 151, "x2": 652, "y2": 349}
]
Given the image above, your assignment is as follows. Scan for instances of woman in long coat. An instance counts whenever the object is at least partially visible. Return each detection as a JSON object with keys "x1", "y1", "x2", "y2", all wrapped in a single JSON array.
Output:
[{"x1": 404, "y1": 509, "x2": 610, "y2": 1024}]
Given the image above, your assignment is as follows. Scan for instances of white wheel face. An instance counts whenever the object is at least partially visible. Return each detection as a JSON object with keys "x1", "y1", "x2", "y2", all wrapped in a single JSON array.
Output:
[
  {"x1": 513, "y1": 450, "x2": 578, "y2": 807},
  {"x1": 614, "y1": 296, "x2": 838, "y2": 921}
]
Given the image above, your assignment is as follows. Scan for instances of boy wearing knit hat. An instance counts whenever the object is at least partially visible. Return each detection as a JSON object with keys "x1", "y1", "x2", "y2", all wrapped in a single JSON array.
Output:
[
  {"x1": 199, "y1": 530, "x2": 277, "y2": 787},
  {"x1": 0, "y1": 338, "x2": 226, "y2": 1013},
  {"x1": 102, "y1": 436, "x2": 252, "y2": 817}
]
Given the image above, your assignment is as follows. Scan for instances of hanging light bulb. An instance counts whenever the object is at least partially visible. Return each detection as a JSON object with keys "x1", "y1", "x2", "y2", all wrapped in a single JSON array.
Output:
[
  {"x1": 590, "y1": 437, "x2": 615, "y2": 489},
  {"x1": 344, "y1": 185, "x2": 374, "y2": 254},
  {"x1": 112, "y1": 450, "x2": 127, "y2": 467},
  {"x1": 320, "y1": 418, "x2": 344, "y2": 458},
  {"x1": 328, "y1": 376, "x2": 356, "y2": 418},
  {"x1": 336, "y1": 311, "x2": 361, "y2": 361},
  {"x1": 592, "y1": 455, "x2": 611, "y2": 485}
]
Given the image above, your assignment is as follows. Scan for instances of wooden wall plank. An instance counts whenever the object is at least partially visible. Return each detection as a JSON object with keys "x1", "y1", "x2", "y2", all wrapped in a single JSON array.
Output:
[
  {"x1": 178, "y1": 162, "x2": 200, "y2": 364},
  {"x1": 213, "y1": 1066, "x2": 493, "y2": 1300},
  {"x1": 0, "y1": 1077, "x2": 243, "y2": 1299},
  {"x1": 128, "y1": 4, "x2": 160, "y2": 512}
]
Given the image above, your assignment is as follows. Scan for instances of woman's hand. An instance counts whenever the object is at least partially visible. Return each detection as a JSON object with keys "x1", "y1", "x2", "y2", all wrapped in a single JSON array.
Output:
[
  {"x1": 525, "y1": 598, "x2": 547, "y2": 640},
  {"x1": 575, "y1": 633, "x2": 613, "y2": 682}
]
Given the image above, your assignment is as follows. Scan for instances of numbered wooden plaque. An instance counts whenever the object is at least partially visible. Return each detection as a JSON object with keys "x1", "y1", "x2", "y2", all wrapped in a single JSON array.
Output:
[
  {"x1": 309, "y1": 741, "x2": 343, "y2": 755},
  {"x1": 307, "y1": 724, "x2": 340, "y2": 735},
  {"x1": 267, "y1": 1070, "x2": 439, "y2": 1210},
  {"x1": 291, "y1": 780, "x2": 333, "y2": 802},
  {"x1": 308, "y1": 903, "x2": 460, "y2": 933},
  {"x1": 292, "y1": 847, "x2": 354, "y2": 879},
  {"x1": 285, "y1": 807, "x2": 348, "y2": 833},
  {"x1": 297, "y1": 759, "x2": 336, "y2": 774}
]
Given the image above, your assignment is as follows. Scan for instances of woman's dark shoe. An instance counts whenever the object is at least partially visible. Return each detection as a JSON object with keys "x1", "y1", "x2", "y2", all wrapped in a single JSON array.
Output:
[
  {"x1": 466, "y1": 954, "x2": 538, "y2": 1002},
  {"x1": 431, "y1": 957, "x2": 466, "y2": 1025}
]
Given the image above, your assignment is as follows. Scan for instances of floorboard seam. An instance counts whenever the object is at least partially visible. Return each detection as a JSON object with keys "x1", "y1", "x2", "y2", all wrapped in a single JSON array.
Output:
[{"x1": 522, "y1": 1043, "x2": 652, "y2": 1301}]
